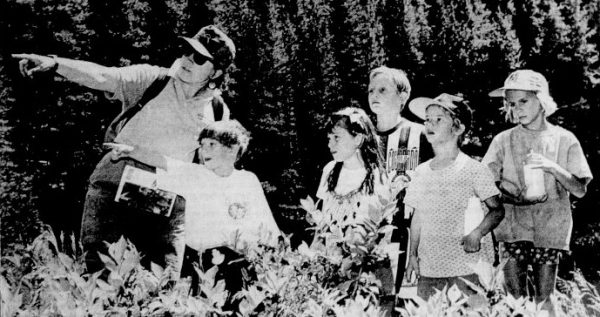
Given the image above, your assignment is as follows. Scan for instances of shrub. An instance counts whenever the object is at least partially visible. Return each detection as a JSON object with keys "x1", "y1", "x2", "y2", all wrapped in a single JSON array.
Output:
[{"x1": 2, "y1": 200, "x2": 600, "y2": 316}]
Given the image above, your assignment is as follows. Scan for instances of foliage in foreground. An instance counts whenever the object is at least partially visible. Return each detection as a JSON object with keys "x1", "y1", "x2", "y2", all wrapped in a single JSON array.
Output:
[{"x1": 2, "y1": 198, "x2": 600, "y2": 316}]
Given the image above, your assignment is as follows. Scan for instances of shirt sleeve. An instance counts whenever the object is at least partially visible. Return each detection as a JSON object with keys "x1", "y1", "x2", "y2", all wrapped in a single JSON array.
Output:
[
  {"x1": 472, "y1": 161, "x2": 501, "y2": 202},
  {"x1": 105, "y1": 64, "x2": 166, "y2": 111},
  {"x1": 481, "y1": 135, "x2": 504, "y2": 183},
  {"x1": 55, "y1": 57, "x2": 163, "y2": 112},
  {"x1": 566, "y1": 138, "x2": 593, "y2": 183}
]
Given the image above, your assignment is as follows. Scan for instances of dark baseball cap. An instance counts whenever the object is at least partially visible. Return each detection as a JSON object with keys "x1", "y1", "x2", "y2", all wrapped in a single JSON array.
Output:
[
  {"x1": 180, "y1": 25, "x2": 236, "y2": 70},
  {"x1": 408, "y1": 93, "x2": 472, "y2": 131}
]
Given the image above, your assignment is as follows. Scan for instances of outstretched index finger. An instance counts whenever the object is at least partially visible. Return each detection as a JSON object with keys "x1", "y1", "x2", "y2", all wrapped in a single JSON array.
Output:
[{"x1": 11, "y1": 53, "x2": 34, "y2": 60}]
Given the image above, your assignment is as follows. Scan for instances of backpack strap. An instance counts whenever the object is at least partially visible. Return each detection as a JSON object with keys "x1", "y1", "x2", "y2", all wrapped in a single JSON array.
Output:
[{"x1": 104, "y1": 71, "x2": 170, "y2": 143}]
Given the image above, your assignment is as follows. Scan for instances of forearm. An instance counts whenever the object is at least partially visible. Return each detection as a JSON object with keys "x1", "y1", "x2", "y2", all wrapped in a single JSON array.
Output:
[
  {"x1": 408, "y1": 210, "x2": 420, "y2": 257},
  {"x1": 54, "y1": 56, "x2": 118, "y2": 93},
  {"x1": 475, "y1": 209, "x2": 504, "y2": 237},
  {"x1": 477, "y1": 196, "x2": 505, "y2": 236},
  {"x1": 550, "y1": 165, "x2": 588, "y2": 198}
]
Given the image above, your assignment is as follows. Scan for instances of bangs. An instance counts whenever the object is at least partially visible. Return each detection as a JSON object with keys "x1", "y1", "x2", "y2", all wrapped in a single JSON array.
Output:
[
  {"x1": 325, "y1": 115, "x2": 349, "y2": 133},
  {"x1": 198, "y1": 128, "x2": 238, "y2": 148}
]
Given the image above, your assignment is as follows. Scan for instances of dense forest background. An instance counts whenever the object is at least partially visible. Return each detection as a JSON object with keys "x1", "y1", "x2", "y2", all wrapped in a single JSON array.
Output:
[{"x1": 1, "y1": 0, "x2": 599, "y2": 281}]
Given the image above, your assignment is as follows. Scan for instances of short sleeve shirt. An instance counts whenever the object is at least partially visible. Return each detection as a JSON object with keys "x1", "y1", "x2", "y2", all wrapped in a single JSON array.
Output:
[
  {"x1": 404, "y1": 152, "x2": 499, "y2": 277},
  {"x1": 481, "y1": 124, "x2": 592, "y2": 249},
  {"x1": 158, "y1": 158, "x2": 280, "y2": 251},
  {"x1": 110, "y1": 60, "x2": 230, "y2": 162}
]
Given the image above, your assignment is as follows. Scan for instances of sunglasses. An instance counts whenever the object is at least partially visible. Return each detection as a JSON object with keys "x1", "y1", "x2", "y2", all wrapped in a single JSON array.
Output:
[{"x1": 182, "y1": 46, "x2": 212, "y2": 65}]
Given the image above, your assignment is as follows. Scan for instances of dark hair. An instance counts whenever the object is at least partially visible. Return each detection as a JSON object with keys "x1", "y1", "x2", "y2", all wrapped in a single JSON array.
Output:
[
  {"x1": 198, "y1": 120, "x2": 250, "y2": 160},
  {"x1": 325, "y1": 107, "x2": 385, "y2": 195},
  {"x1": 426, "y1": 96, "x2": 473, "y2": 146}
]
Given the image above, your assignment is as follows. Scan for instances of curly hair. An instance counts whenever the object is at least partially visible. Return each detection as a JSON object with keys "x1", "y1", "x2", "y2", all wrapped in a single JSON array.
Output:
[{"x1": 325, "y1": 107, "x2": 385, "y2": 195}]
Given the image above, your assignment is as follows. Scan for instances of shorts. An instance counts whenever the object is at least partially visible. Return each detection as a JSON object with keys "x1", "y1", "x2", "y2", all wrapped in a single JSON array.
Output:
[
  {"x1": 500, "y1": 241, "x2": 568, "y2": 265},
  {"x1": 494, "y1": 202, "x2": 573, "y2": 250}
]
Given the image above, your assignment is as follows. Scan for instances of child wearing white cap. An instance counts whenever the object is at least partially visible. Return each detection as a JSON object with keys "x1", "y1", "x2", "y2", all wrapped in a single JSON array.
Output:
[
  {"x1": 403, "y1": 94, "x2": 504, "y2": 300},
  {"x1": 482, "y1": 70, "x2": 593, "y2": 313}
]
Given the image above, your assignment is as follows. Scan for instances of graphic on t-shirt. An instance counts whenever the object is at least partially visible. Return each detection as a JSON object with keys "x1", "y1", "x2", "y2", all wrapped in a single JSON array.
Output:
[
  {"x1": 115, "y1": 165, "x2": 177, "y2": 217},
  {"x1": 387, "y1": 147, "x2": 419, "y2": 175},
  {"x1": 228, "y1": 201, "x2": 249, "y2": 220}
]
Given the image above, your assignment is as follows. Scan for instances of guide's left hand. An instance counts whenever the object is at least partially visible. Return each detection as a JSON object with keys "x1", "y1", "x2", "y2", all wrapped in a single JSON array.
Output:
[{"x1": 461, "y1": 229, "x2": 482, "y2": 253}]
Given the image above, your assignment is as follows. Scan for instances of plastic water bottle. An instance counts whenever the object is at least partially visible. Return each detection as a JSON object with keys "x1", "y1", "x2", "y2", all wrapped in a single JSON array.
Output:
[{"x1": 523, "y1": 150, "x2": 546, "y2": 199}]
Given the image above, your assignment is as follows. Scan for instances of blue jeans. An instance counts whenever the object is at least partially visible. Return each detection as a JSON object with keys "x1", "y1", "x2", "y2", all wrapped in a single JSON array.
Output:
[
  {"x1": 80, "y1": 153, "x2": 185, "y2": 275},
  {"x1": 417, "y1": 273, "x2": 480, "y2": 300}
]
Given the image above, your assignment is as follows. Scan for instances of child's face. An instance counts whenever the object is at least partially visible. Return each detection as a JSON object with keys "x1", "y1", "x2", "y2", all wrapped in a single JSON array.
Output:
[
  {"x1": 504, "y1": 90, "x2": 544, "y2": 127},
  {"x1": 368, "y1": 74, "x2": 403, "y2": 116},
  {"x1": 424, "y1": 105, "x2": 459, "y2": 145},
  {"x1": 199, "y1": 138, "x2": 236, "y2": 173},
  {"x1": 327, "y1": 125, "x2": 361, "y2": 162}
]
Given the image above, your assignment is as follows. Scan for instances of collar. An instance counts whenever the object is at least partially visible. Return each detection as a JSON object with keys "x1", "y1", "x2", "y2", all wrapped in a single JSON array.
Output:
[
  {"x1": 167, "y1": 59, "x2": 181, "y2": 78},
  {"x1": 377, "y1": 116, "x2": 407, "y2": 136}
]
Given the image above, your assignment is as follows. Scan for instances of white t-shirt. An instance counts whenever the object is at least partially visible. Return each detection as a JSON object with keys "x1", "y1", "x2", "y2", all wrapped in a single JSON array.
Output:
[
  {"x1": 404, "y1": 152, "x2": 499, "y2": 277},
  {"x1": 157, "y1": 157, "x2": 280, "y2": 251}
]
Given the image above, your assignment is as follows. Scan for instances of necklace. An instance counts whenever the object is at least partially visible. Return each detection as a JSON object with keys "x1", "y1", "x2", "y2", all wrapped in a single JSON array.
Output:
[{"x1": 328, "y1": 176, "x2": 368, "y2": 205}]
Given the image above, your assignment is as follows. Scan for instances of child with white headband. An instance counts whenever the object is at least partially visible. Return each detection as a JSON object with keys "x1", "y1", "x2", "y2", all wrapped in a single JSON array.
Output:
[{"x1": 482, "y1": 70, "x2": 592, "y2": 314}]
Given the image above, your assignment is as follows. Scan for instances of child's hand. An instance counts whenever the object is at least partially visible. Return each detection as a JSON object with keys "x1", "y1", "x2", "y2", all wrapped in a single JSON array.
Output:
[
  {"x1": 104, "y1": 142, "x2": 134, "y2": 161},
  {"x1": 526, "y1": 152, "x2": 559, "y2": 175},
  {"x1": 405, "y1": 255, "x2": 419, "y2": 283},
  {"x1": 461, "y1": 229, "x2": 482, "y2": 253}
]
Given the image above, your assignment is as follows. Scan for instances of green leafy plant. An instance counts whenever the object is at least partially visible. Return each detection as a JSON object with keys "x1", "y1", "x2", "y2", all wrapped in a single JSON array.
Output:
[{"x1": 3, "y1": 200, "x2": 600, "y2": 316}]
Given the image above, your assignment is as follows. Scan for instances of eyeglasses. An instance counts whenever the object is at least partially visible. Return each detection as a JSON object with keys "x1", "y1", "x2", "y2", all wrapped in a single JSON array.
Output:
[{"x1": 182, "y1": 47, "x2": 212, "y2": 65}]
